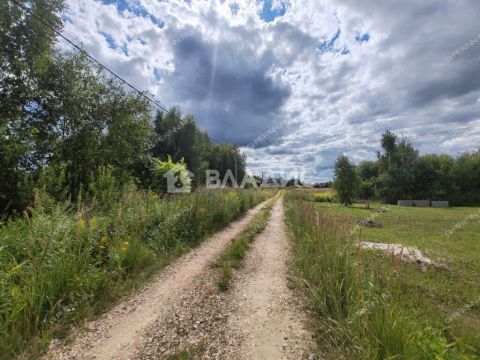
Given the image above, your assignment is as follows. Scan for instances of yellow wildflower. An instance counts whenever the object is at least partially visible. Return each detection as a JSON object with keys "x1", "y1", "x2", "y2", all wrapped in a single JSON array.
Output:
[
  {"x1": 76, "y1": 219, "x2": 86, "y2": 231},
  {"x1": 89, "y1": 216, "x2": 97, "y2": 230},
  {"x1": 121, "y1": 241, "x2": 129, "y2": 252},
  {"x1": 99, "y1": 236, "x2": 109, "y2": 248}
]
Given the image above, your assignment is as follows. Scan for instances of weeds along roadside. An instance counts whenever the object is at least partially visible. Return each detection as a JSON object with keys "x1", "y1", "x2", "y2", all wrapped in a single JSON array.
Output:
[
  {"x1": 0, "y1": 188, "x2": 276, "y2": 359},
  {"x1": 213, "y1": 191, "x2": 281, "y2": 291},
  {"x1": 283, "y1": 190, "x2": 473, "y2": 360}
]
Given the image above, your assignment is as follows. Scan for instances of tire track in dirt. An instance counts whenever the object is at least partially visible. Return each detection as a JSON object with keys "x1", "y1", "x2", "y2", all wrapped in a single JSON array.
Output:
[
  {"x1": 227, "y1": 197, "x2": 315, "y2": 360},
  {"x1": 44, "y1": 200, "x2": 271, "y2": 360}
]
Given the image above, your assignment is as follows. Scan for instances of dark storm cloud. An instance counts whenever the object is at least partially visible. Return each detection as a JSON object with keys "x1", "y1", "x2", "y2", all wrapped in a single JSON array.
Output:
[{"x1": 163, "y1": 29, "x2": 291, "y2": 145}]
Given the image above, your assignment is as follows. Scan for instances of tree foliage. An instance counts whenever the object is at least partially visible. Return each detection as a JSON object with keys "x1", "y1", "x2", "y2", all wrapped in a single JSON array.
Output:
[
  {"x1": 356, "y1": 131, "x2": 479, "y2": 205},
  {"x1": 0, "y1": 0, "x2": 247, "y2": 215},
  {"x1": 334, "y1": 154, "x2": 359, "y2": 206}
]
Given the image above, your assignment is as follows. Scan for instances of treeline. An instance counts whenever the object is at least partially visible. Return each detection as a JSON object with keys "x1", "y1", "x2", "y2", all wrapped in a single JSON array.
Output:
[
  {"x1": 335, "y1": 131, "x2": 480, "y2": 205},
  {"x1": 0, "y1": 0, "x2": 246, "y2": 216}
]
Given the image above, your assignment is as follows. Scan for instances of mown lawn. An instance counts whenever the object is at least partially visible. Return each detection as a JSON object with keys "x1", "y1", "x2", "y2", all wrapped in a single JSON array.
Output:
[{"x1": 313, "y1": 201, "x2": 480, "y2": 356}]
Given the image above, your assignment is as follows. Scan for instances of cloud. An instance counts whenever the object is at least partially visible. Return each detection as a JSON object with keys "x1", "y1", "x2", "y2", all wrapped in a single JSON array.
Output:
[
  {"x1": 163, "y1": 29, "x2": 291, "y2": 144},
  {"x1": 61, "y1": 0, "x2": 480, "y2": 182}
]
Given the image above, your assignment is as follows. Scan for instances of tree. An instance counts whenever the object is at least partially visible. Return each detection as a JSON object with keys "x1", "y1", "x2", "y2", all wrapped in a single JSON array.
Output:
[
  {"x1": 357, "y1": 161, "x2": 380, "y2": 181},
  {"x1": 333, "y1": 155, "x2": 359, "y2": 206},
  {"x1": 41, "y1": 53, "x2": 153, "y2": 200},
  {"x1": 453, "y1": 150, "x2": 480, "y2": 205},
  {"x1": 375, "y1": 132, "x2": 419, "y2": 203},
  {"x1": 359, "y1": 180, "x2": 375, "y2": 208},
  {"x1": 152, "y1": 109, "x2": 214, "y2": 188},
  {"x1": 0, "y1": 0, "x2": 65, "y2": 212},
  {"x1": 412, "y1": 154, "x2": 456, "y2": 200},
  {"x1": 207, "y1": 144, "x2": 246, "y2": 186},
  {"x1": 378, "y1": 130, "x2": 397, "y2": 171}
]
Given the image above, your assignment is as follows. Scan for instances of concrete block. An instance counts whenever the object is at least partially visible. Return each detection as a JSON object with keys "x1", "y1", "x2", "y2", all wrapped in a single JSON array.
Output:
[
  {"x1": 397, "y1": 200, "x2": 414, "y2": 207},
  {"x1": 414, "y1": 200, "x2": 430, "y2": 207},
  {"x1": 431, "y1": 201, "x2": 449, "y2": 208}
]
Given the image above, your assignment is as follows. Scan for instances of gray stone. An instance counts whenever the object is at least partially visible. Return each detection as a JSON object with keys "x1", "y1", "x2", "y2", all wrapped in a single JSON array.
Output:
[
  {"x1": 431, "y1": 201, "x2": 449, "y2": 208},
  {"x1": 413, "y1": 200, "x2": 430, "y2": 207}
]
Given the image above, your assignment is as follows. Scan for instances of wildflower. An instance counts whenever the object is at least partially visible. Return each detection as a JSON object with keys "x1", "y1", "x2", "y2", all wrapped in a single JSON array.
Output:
[
  {"x1": 89, "y1": 216, "x2": 97, "y2": 230},
  {"x1": 121, "y1": 241, "x2": 129, "y2": 252},
  {"x1": 76, "y1": 219, "x2": 86, "y2": 232},
  {"x1": 99, "y1": 236, "x2": 109, "y2": 248}
]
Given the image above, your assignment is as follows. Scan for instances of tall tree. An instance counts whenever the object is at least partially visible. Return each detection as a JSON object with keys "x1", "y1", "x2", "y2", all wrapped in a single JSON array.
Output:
[
  {"x1": 333, "y1": 154, "x2": 359, "y2": 206},
  {"x1": 0, "y1": 0, "x2": 65, "y2": 212},
  {"x1": 208, "y1": 144, "x2": 246, "y2": 186},
  {"x1": 453, "y1": 150, "x2": 480, "y2": 204},
  {"x1": 413, "y1": 154, "x2": 456, "y2": 200},
  {"x1": 376, "y1": 132, "x2": 418, "y2": 203}
]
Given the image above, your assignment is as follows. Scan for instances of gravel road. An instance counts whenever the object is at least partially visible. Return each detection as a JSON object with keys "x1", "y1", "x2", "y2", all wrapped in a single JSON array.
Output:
[
  {"x1": 226, "y1": 197, "x2": 315, "y2": 360},
  {"x1": 45, "y1": 201, "x2": 269, "y2": 360},
  {"x1": 45, "y1": 197, "x2": 316, "y2": 359}
]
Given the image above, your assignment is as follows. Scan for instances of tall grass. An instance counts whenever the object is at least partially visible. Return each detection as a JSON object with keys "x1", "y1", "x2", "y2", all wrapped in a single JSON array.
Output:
[
  {"x1": 284, "y1": 191, "x2": 455, "y2": 359},
  {"x1": 0, "y1": 188, "x2": 274, "y2": 359}
]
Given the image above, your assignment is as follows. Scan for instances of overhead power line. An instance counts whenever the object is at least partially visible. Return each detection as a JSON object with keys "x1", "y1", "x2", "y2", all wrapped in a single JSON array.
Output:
[
  {"x1": 9, "y1": 0, "x2": 170, "y2": 112},
  {"x1": 9, "y1": 0, "x2": 233, "y2": 147},
  {"x1": 7, "y1": 0, "x2": 479, "y2": 151}
]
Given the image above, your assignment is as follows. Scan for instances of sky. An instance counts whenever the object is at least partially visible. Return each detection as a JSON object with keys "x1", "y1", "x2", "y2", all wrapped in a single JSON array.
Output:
[{"x1": 60, "y1": 0, "x2": 480, "y2": 182}]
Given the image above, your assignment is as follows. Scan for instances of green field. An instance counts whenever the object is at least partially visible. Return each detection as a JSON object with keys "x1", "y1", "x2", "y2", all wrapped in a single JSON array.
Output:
[{"x1": 286, "y1": 190, "x2": 480, "y2": 359}]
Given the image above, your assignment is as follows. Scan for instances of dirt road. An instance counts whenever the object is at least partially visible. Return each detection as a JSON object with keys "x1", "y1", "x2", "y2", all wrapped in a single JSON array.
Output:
[
  {"x1": 46, "y1": 201, "x2": 269, "y2": 360},
  {"x1": 227, "y1": 197, "x2": 314, "y2": 359},
  {"x1": 46, "y1": 197, "x2": 315, "y2": 359}
]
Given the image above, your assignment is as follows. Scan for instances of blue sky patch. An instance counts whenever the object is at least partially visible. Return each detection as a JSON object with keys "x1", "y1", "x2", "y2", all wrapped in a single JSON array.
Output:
[
  {"x1": 230, "y1": 3, "x2": 240, "y2": 15},
  {"x1": 355, "y1": 32, "x2": 370, "y2": 43},
  {"x1": 153, "y1": 68, "x2": 161, "y2": 81},
  {"x1": 318, "y1": 28, "x2": 350, "y2": 55},
  {"x1": 99, "y1": 0, "x2": 164, "y2": 28},
  {"x1": 61, "y1": 14, "x2": 72, "y2": 24},
  {"x1": 260, "y1": 0, "x2": 286, "y2": 22},
  {"x1": 319, "y1": 28, "x2": 341, "y2": 53},
  {"x1": 100, "y1": 31, "x2": 117, "y2": 50}
]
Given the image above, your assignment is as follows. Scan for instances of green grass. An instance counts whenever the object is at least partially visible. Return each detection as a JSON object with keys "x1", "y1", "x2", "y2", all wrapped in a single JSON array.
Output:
[
  {"x1": 314, "y1": 201, "x2": 480, "y2": 319},
  {"x1": 214, "y1": 193, "x2": 278, "y2": 291},
  {"x1": 166, "y1": 348, "x2": 196, "y2": 359},
  {"x1": 0, "y1": 188, "x2": 275, "y2": 359},
  {"x1": 285, "y1": 191, "x2": 480, "y2": 359}
]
